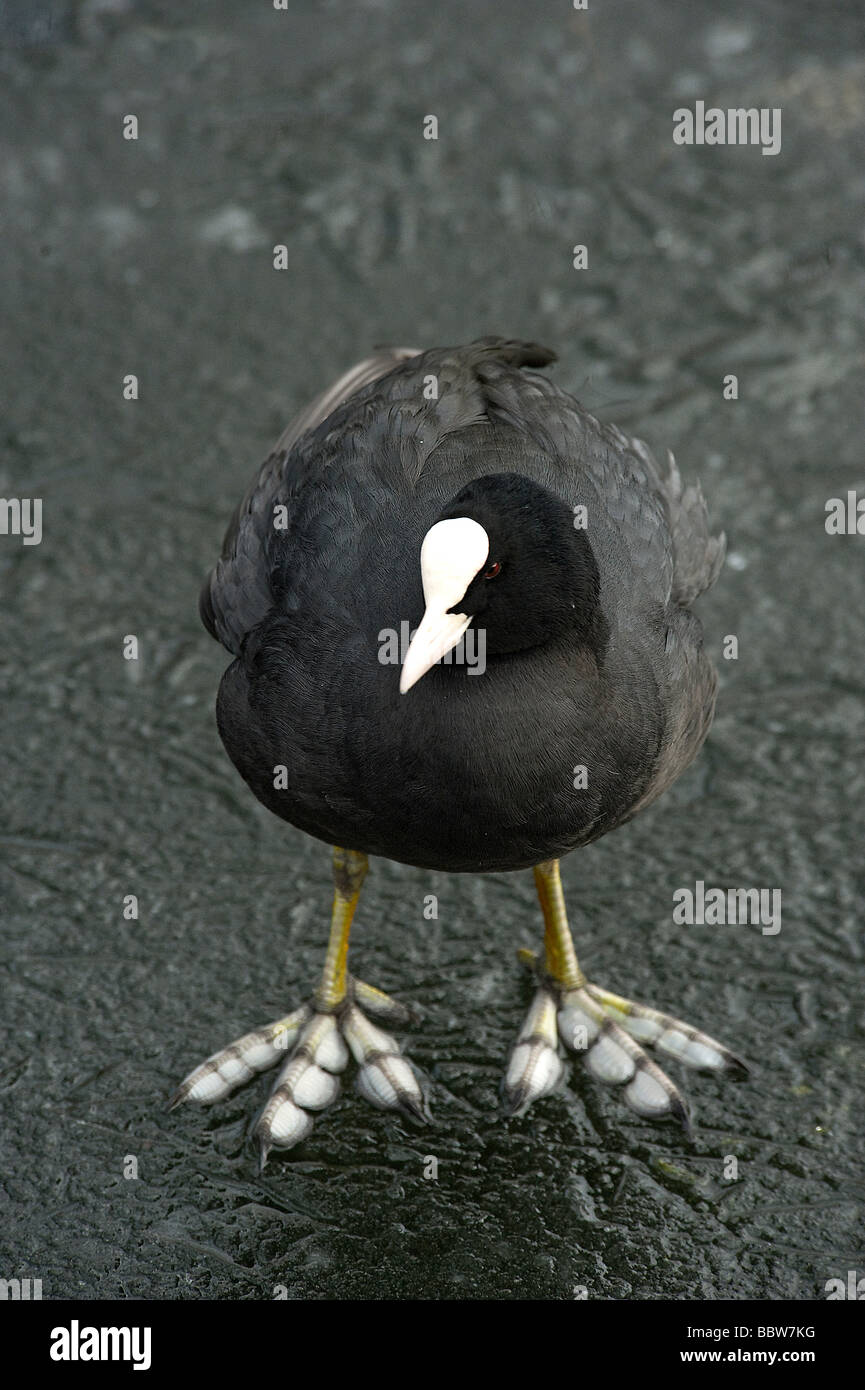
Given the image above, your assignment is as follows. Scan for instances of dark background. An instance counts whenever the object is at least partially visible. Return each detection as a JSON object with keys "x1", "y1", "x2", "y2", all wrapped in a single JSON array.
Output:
[{"x1": 1, "y1": 0, "x2": 863, "y2": 1300}]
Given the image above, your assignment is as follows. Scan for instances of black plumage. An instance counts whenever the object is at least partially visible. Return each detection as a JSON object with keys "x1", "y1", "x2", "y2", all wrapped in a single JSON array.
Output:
[{"x1": 200, "y1": 338, "x2": 724, "y2": 874}]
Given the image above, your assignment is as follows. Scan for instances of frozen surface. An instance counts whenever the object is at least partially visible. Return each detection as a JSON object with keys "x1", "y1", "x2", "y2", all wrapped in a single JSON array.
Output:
[{"x1": 1, "y1": 0, "x2": 863, "y2": 1299}]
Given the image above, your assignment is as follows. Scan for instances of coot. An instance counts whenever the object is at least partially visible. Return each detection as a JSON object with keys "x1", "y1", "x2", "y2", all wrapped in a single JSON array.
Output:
[{"x1": 172, "y1": 338, "x2": 744, "y2": 1164}]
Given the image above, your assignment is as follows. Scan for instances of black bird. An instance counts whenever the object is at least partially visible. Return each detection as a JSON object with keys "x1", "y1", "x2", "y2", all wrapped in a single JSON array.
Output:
[{"x1": 171, "y1": 338, "x2": 744, "y2": 1164}]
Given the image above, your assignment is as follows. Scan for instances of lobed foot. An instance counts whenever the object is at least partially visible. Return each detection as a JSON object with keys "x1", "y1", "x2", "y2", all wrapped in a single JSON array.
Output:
[
  {"x1": 169, "y1": 977, "x2": 429, "y2": 1166},
  {"x1": 503, "y1": 951, "x2": 747, "y2": 1131}
]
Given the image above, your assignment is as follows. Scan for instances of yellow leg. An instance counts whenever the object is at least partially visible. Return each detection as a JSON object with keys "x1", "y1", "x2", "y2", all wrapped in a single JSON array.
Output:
[
  {"x1": 315, "y1": 846, "x2": 368, "y2": 1010},
  {"x1": 533, "y1": 858, "x2": 586, "y2": 991},
  {"x1": 173, "y1": 843, "x2": 429, "y2": 1154}
]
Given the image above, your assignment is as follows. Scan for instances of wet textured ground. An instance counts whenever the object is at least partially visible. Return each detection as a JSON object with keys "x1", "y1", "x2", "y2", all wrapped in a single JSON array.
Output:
[{"x1": 1, "y1": 0, "x2": 863, "y2": 1300}]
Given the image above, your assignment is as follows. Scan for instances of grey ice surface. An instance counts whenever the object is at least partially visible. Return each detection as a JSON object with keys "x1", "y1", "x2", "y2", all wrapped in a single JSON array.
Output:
[{"x1": 1, "y1": 0, "x2": 863, "y2": 1300}]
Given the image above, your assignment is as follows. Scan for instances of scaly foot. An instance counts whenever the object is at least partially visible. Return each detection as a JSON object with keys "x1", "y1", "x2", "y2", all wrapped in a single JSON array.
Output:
[
  {"x1": 169, "y1": 976, "x2": 429, "y2": 1166},
  {"x1": 503, "y1": 950, "x2": 747, "y2": 1131}
]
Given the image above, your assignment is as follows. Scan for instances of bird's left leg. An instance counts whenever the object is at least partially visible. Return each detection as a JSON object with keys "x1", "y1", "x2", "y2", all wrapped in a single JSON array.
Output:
[{"x1": 503, "y1": 858, "x2": 746, "y2": 1129}]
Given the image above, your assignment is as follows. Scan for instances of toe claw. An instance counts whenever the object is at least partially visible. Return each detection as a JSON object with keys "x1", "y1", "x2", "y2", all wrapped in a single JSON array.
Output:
[
  {"x1": 623, "y1": 1056, "x2": 692, "y2": 1132},
  {"x1": 669, "y1": 1093, "x2": 693, "y2": 1137},
  {"x1": 722, "y1": 1052, "x2": 750, "y2": 1080},
  {"x1": 399, "y1": 1087, "x2": 432, "y2": 1125},
  {"x1": 501, "y1": 1084, "x2": 527, "y2": 1119},
  {"x1": 355, "y1": 1050, "x2": 427, "y2": 1116},
  {"x1": 357, "y1": 1057, "x2": 430, "y2": 1122},
  {"x1": 343, "y1": 1004, "x2": 429, "y2": 1119},
  {"x1": 254, "y1": 1093, "x2": 314, "y2": 1154},
  {"x1": 502, "y1": 987, "x2": 564, "y2": 1117},
  {"x1": 502, "y1": 1042, "x2": 564, "y2": 1116}
]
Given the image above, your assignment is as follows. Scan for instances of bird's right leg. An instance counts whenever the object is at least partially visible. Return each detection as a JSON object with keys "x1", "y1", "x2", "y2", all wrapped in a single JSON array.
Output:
[{"x1": 170, "y1": 847, "x2": 428, "y2": 1165}]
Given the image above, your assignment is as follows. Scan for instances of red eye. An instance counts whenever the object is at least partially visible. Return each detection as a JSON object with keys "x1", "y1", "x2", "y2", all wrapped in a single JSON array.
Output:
[{"x1": 483, "y1": 560, "x2": 502, "y2": 579}]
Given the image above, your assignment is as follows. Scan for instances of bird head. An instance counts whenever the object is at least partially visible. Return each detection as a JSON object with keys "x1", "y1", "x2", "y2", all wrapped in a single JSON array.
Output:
[{"x1": 399, "y1": 472, "x2": 606, "y2": 693}]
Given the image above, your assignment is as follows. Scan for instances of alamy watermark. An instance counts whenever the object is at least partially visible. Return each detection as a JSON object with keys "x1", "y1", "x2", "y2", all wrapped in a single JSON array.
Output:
[
  {"x1": 825, "y1": 490, "x2": 865, "y2": 535},
  {"x1": 673, "y1": 102, "x2": 781, "y2": 157},
  {"x1": 0, "y1": 1276, "x2": 42, "y2": 1299},
  {"x1": 0, "y1": 497, "x2": 42, "y2": 545},
  {"x1": 673, "y1": 880, "x2": 781, "y2": 935},
  {"x1": 50, "y1": 1321, "x2": 151, "y2": 1370},
  {"x1": 378, "y1": 621, "x2": 486, "y2": 675},
  {"x1": 825, "y1": 1270, "x2": 865, "y2": 1299}
]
